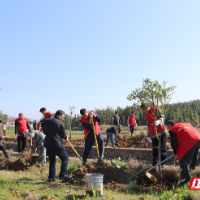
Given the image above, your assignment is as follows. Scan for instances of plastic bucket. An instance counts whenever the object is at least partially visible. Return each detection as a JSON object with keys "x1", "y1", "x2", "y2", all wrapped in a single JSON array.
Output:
[{"x1": 85, "y1": 173, "x2": 104, "y2": 196}]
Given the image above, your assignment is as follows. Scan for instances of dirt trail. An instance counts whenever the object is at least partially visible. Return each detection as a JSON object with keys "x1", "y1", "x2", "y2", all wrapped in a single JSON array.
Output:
[{"x1": 63, "y1": 163, "x2": 132, "y2": 190}]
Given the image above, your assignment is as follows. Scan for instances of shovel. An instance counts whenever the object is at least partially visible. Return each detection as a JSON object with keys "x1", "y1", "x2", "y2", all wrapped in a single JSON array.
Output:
[
  {"x1": 91, "y1": 117, "x2": 102, "y2": 165},
  {"x1": 145, "y1": 155, "x2": 174, "y2": 180},
  {"x1": 67, "y1": 138, "x2": 89, "y2": 167}
]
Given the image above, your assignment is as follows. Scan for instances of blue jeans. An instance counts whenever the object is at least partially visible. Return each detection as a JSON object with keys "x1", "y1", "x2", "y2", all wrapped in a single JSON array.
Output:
[
  {"x1": 105, "y1": 131, "x2": 114, "y2": 147},
  {"x1": 47, "y1": 147, "x2": 69, "y2": 181}
]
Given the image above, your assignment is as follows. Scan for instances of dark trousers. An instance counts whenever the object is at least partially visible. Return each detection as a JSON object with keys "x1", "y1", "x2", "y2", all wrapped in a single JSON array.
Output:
[
  {"x1": 47, "y1": 147, "x2": 69, "y2": 181},
  {"x1": 17, "y1": 135, "x2": 26, "y2": 153},
  {"x1": 130, "y1": 126, "x2": 135, "y2": 136},
  {"x1": 152, "y1": 134, "x2": 167, "y2": 165},
  {"x1": 83, "y1": 131, "x2": 104, "y2": 162},
  {"x1": 0, "y1": 145, "x2": 8, "y2": 158},
  {"x1": 180, "y1": 140, "x2": 200, "y2": 181}
]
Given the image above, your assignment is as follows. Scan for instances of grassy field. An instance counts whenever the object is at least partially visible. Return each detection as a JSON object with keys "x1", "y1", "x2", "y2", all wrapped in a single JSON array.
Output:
[{"x1": 0, "y1": 154, "x2": 199, "y2": 200}]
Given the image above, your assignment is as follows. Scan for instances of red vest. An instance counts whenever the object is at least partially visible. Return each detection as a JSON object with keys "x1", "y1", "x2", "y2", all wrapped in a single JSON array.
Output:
[
  {"x1": 80, "y1": 110, "x2": 101, "y2": 140},
  {"x1": 37, "y1": 122, "x2": 41, "y2": 131},
  {"x1": 146, "y1": 106, "x2": 166, "y2": 136},
  {"x1": 170, "y1": 123, "x2": 200, "y2": 162},
  {"x1": 129, "y1": 115, "x2": 136, "y2": 126},
  {"x1": 17, "y1": 117, "x2": 28, "y2": 133},
  {"x1": 44, "y1": 111, "x2": 52, "y2": 121},
  {"x1": 40, "y1": 111, "x2": 52, "y2": 131}
]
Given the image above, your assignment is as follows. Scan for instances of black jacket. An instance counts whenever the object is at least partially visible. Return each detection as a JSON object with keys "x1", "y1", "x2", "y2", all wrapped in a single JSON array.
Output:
[
  {"x1": 106, "y1": 127, "x2": 117, "y2": 136},
  {"x1": 42, "y1": 117, "x2": 67, "y2": 149},
  {"x1": 33, "y1": 122, "x2": 37, "y2": 130}
]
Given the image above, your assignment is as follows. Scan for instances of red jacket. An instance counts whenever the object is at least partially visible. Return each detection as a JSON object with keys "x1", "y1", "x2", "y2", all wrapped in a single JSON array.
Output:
[
  {"x1": 170, "y1": 123, "x2": 200, "y2": 162},
  {"x1": 146, "y1": 106, "x2": 166, "y2": 136},
  {"x1": 129, "y1": 115, "x2": 136, "y2": 126},
  {"x1": 80, "y1": 110, "x2": 100, "y2": 140},
  {"x1": 17, "y1": 117, "x2": 28, "y2": 133}
]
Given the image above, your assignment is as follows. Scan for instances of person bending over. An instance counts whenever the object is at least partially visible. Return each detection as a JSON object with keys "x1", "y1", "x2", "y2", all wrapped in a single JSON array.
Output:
[{"x1": 80, "y1": 109, "x2": 104, "y2": 164}]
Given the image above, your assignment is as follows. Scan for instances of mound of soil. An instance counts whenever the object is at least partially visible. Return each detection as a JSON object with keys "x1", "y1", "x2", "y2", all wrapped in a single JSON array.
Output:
[
  {"x1": 115, "y1": 135, "x2": 171, "y2": 149},
  {"x1": 137, "y1": 168, "x2": 179, "y2": 191},
  {"x1": 1, "y1": 152, "x2": 37, "y2": 171},
  {"x1": 64, "y1": 163, "x2": 132, "y2": 190}
]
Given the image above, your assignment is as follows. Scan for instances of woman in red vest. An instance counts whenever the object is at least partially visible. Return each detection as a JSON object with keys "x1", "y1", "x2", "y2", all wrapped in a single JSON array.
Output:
[
  {"x1": 15, "y1": 113, "x2": 31, "y2": 153},
  {"x1": 80, "y1": 108, "x2": 104, "y2": 164},
  {"x1": 167, "y1": 120, "x2": 200, "y2": 187},
  {"x1": 140, "y1": 104, "x2": 167, "y2": 166},
  {"x1": 127, "y1": 111, "x2": 137, "y2": 136}
]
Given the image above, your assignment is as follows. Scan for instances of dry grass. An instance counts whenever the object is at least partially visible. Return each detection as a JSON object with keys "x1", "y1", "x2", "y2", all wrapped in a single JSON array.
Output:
[{"x1": 128, "y1": 158, "x2": 148, "y2": 172}]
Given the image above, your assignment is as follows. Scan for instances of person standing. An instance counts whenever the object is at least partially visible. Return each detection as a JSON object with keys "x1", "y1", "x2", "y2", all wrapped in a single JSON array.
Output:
[
  {"x1": 80, "y1": 109, "x2": 104, "y2": 164},
  {"x1": 127, "y1": 111, "x2": 137, "y2": 136},
  {"x1": 140, "y1": 104, "x2": 167, "y2": 166},
  {"x1": 33, "y1": 120, "x2": 37, "y2": 130},
  {"x1": 111, "y1": 111, "x2": 121, "y2": 133},
  {"x1": 42, "y1": 110, "x2": 71, "y2": 182},
  {"x1": 0, "y1": 120, "x2": 9, "y2": 159},
  {"x1": 167, "y1": 120, "x2": 200, "y2": 186},
  {"x1": 39, "y1": 108, "x2": 53, "y2": 131},
  {"x1": 29, "y1": 121, "x2": 33, "y2": 131},
  {"x1": 105, "y1": 126, "x2": 119, "y2": 147},
  {"x1": 15, "y1": 113, "x2": 31, "y2": 153}
]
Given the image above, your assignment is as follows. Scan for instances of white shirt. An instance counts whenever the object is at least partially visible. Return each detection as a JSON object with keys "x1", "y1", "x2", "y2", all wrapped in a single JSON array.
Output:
[{"x1": 3, "y1": 124, "x2": 6, "y2": 130}]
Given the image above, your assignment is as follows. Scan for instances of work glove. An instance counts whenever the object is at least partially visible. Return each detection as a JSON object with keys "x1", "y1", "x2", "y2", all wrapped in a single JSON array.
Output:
[
  {"x1": 147, "y1": 137, "x2": 152, "y2": 143},
  {"x1": 154, "y1": 119, "x2": 164, "y2": 126}
]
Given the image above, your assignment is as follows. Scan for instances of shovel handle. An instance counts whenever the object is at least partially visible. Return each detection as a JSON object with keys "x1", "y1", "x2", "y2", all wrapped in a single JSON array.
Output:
[
  {"x1": 146, "y1": 154, "x2": 174, "y2": 172},
  {"x1": 91, "y1": 118, "x2": 100, "y2": 159},
  {"x1": 67, "y1": 139, "x2": 82, "y2": 161}
]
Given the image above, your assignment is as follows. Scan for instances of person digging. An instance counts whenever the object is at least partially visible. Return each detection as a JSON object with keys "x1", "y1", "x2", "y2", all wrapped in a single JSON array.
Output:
[
  {"x1": 80, "y1": 109, "x2": 104, "y2": 164},
  {"x1": 140, "y1": 104, "x2": 167, "y2": 167},
  {"x1": 166, "y1": 120, "x2": 200, "y2": 187},
  {"x1": 27, "y1": 130, "x2": 46, "y2": 167},
  {"x1": 105, "y1": 125, "x2": 119, "y2": 148},
  {"x1": 0, "y1": 120, "x2": 9, "y2": 159}
]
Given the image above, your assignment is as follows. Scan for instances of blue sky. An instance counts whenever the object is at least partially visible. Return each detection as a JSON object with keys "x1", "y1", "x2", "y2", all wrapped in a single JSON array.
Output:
[{"x1": 0, "y1": 0, "x2": 200, "y2": 120}]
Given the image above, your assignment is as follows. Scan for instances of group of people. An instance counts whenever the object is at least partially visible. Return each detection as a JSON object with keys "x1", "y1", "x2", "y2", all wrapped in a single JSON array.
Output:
[{"x1": 0, "y1": 105, "x2": 200, "y2": 187}]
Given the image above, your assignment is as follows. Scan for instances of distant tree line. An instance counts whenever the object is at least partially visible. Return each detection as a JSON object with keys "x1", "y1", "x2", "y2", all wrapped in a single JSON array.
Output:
[
  {"x1": 2, "y1": 99, "x2": 200, "y2": 130},
  {"x1": 63, "y1": 100, "x2": 200, "y2": 129}
]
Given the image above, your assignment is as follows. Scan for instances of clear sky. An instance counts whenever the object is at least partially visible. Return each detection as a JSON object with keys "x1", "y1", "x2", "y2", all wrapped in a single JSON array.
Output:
[{"x1": 1, "y1": 0, "x2": 200, "y2": 120}]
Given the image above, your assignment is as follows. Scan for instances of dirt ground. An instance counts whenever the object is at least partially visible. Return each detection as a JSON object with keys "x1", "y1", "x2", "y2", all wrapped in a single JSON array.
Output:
[
  {"x1": 63, "y1": 162, "x2": 133, "y2": 190},
  {"x1": 4, "y1": 134, "x2": 172, "y2": 149},
  {"x1": 115, "y1": 134, "x2": 171, "y2": 149},
  {"x1": 0, "y1": 152, "x2": 37, "y2": 171}
]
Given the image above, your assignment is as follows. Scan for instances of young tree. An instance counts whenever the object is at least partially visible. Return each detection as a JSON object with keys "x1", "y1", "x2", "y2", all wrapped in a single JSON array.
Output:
[{"x1": 127, "y1": 78, "x2": 176, "y2": 174}]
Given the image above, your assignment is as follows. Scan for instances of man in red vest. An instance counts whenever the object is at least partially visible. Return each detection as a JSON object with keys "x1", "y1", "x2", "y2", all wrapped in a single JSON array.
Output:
[
  {"x1": 80, "y1": 108, "x2": 104, "y2": 164},
  {"x1": 127, "y1": 111, "x2": 137, "y2": 136},
  {"x1": 39, "y1": 107, "x2": 53, "y2": 130},
  {"x1": 15, "y1": 113, "x2": 31, "y2": 153},
  {"x1": 140, "y1": 104, "x2": 167, "y2": 166},
  {"x1": 167, "y1": 120, "x2": 200, "y2": 186}
]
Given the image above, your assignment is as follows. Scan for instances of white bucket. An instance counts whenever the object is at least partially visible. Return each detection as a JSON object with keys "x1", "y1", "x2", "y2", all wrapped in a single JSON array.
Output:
[{"x1": 85, "y1": 173, "x2": 104, "y2": 196}]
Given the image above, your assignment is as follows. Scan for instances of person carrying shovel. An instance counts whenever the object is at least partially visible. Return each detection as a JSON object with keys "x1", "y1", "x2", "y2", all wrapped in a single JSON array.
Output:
[
  {"x1": 166, "y1": 120, "x2": 200, "y2": 187},
  {"x1": 80, "y1": 109, "x2": 104, "y2": 164},
  {"x1": 140, "y1": 104, "x2": 167, "y2": 167}
]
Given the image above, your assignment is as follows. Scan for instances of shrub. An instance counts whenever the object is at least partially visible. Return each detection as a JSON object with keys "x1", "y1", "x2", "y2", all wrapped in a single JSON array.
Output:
[{"x1": 111, "y1": 158, "x2": 129, "y2": 169}]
